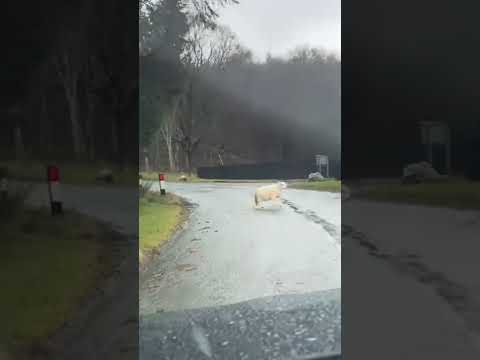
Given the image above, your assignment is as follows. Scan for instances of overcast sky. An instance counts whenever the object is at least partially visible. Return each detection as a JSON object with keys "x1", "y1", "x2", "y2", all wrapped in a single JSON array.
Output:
[{"x1": 217, "y1": 0, "x2": 341, "y2": 62}]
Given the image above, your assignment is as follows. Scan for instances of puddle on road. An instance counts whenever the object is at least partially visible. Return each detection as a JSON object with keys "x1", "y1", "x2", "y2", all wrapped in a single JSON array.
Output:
[
  {"x1": 152, "y1": 271, "x2": 165, "y2": 279},
  {"x1": 176, "y1": 263, "x2": 197, "y2": 272}
]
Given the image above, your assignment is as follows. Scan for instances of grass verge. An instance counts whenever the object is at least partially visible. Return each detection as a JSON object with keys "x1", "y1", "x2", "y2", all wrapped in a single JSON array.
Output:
[
  {"x1": 2, "y1": 160, "x2": 137, "y2": 187},
  {"x1": 0, "y1": 208, "x2": 113, "y2": 353},
  {"x1": 139, "y1": 192, "x2": 186, "y2": 267},
  {"x1": 140, "y1": 171, "x2": 297, "y2": 184},
  {"x1": 140, "y1": 171, "x2": 202, "y2": 183},
  {"x1": 289, "y1": 179, "x2": 342, "y2": 192},
  {"x1": 358, "y1": 180, "x2": 480, "y2": 210}
]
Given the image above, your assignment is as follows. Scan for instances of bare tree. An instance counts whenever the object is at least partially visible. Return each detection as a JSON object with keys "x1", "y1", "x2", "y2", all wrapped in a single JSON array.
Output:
[
  {"x1": 174, "y1": 82, "x2": 201, "y2": 173},
  {"x1": 209, "y1": 26, "x2": 241, "y2": 67},
  {"x1": 160, "y1": 95, "x2": 182, "y2": 171},
  {"x1": 52, "y1": 0, "x2": 99, "y2": 160},
  {"x1": 53, "y1": 39, "x2": 86, "y2": 159},
  {"x1": 188, "y1": 0, "x2": 239, "y2": 28},
  {"x1": 183, "y1": 23, "x2": 244, "y2": 70},
  {"x1": 175, "y1": 23, "x2": 246, "y2": 172}
]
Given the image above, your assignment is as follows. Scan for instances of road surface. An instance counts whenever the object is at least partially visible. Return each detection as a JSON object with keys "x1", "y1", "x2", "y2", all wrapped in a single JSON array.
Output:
[
  {"x1": 25, "y1": 182, "x2": 138, "y2": 235},
  {"x1": 140, "y1": 182, "x2": 341, "y2": 315},
  {"x1": 342, "y1": 199, "x2": 480, "y2": 359}
]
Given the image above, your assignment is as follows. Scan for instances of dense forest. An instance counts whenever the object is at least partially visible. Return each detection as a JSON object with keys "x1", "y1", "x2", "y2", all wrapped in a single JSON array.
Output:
[
  {"x1": 1, "y1": 1, "x2": 138, "y2": 167},
  {"x1": 343, "y1": 0, "x2": 480, "y2": 178},
  {"x1": 2, "y1": 0, "x2": 341, "y2": 174},
  {"x1": 3, "y1": 0, "x2": 478, "y2": 178},
  {"x1": 140, "y1": 0, "x2": 341, "y2": 172}
]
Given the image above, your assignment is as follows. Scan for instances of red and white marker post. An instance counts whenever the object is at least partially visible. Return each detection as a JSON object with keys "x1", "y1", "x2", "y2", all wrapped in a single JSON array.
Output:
[
  {"x1": 159, "y1": 173, "x2": 166, "y2": 195},
  {"x1": 47, "y1": 165, "x2": 63, "y2": 215}
]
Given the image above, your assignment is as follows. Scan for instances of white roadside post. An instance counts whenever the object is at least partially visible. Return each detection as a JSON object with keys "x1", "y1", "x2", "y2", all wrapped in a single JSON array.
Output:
[
  {"x1": 315, "y1": 154, "x2": 329, "y2": 178},
  {"x1": 159, "y1": 173, "x2": 166, "y2": 195},
  {"x1": 47, "y1": 165, "x2": 63, "y2": 215}
]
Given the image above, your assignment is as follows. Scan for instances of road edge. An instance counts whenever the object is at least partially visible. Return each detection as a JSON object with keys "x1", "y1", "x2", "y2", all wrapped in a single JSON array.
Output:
[{"x1": 139, "y1": 193, "x2": 191, "y2": 273}]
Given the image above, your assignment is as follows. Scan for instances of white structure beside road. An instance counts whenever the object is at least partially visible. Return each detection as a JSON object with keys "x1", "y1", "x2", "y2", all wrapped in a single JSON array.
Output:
[{"x1": 315, "y1": 154, "x2": 329, "y2": 178}]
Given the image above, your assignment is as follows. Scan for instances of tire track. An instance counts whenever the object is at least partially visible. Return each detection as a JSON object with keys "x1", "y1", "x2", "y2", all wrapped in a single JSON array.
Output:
[
  {"x1": 282, "y1": 198, "x2": 341, "y2": 246},
  {"x1": 342, "y1": 224, "x2": 480, "y2": 336}
]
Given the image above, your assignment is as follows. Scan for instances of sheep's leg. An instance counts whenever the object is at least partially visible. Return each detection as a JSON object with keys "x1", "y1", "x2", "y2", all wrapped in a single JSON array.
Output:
[{"x1": 273, "y1": 193, "x2": 281, "y2": 205}]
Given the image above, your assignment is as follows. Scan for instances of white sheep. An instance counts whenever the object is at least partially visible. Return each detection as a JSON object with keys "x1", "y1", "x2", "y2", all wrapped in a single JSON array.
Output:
[{"x1": 254, "y1": 182, "x2": 287, "y2": 207}]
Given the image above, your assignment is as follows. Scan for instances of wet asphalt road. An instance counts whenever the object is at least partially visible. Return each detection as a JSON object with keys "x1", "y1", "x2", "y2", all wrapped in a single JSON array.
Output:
[
  {"x1": 140, "y1": 182, "x2": 341, "y2": 315},
  {"x1": 25, "y1": 182, "x2": 138, "y2": 236}
]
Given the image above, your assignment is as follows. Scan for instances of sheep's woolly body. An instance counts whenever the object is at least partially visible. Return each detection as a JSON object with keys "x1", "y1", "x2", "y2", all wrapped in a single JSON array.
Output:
[{"x1": 254, "y1": 182, "x2": 287, "y2": 207}]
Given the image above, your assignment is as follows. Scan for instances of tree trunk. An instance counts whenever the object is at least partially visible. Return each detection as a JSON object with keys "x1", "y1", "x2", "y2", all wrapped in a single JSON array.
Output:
[
  {"x1": 166, "y1": 140, "x2": 176, "y2": 171},
  {"x1": 14, "y1": 126, "x2": 25, "y2": 160},
  {"x1": 57, "y1": 52, "x2": 85, "y2": 160},
  {"x1": 164, "y1": 124, "x2": 176, "y2": 172},
  {"x1": 174, "y1": 142, "x2": 180, "y2": 170},
  {"x1": 67, "y1": 90, "x2": 85, "y2": 159},
  {"x1": 160, "y1": 103, "x2": 179, "y2": 172},
  {"x1": 41, "y1": 91, "x2": 52, "y2": 156},
  {"x1": 185, "y1": 151, "x2": 191, "y2": 174},
  {"x1": 85, "y1": 97, "x2": 95, "y2": 161},
  {"x1": 87, "y1": 123, "x2": 95, "y2": 160},
  {"x1": 111, "y1": 116, "x2": 120, "y2": 161},
  {"x1": 85, "y1": 109, "x2": 95, "y2": 160},
  {"x1": 154, "y1": 131, "x2": 161, "y2": 169},
  {"x1": 145, "y1": 156, "x2": 150, "y2": 172}
]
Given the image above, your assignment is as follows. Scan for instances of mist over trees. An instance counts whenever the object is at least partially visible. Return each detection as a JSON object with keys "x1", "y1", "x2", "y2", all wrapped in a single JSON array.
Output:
[{"x1": 140, "y1": 0, "x2": 341, "y2": 172}]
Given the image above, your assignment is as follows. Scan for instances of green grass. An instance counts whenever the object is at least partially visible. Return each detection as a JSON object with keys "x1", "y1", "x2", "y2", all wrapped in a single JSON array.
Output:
[
  {"x1": 0, "y1": 208, "x2": 111, "y2": 350},
  {"x1": 289, "y1": 179, "x2": 342, "y2": 193},
  {"x1": 359, "y1": 180, "x2": 480, "y2": 210},
  {"x1": 209, "y1": 178, "x2": 278, "y2": 183},
  {"x1": 139, "y1": 192, "x2": 184, "y2": 264},
  {"x1": 2, "y1": 160, "x2": 137, "y2": 187}
]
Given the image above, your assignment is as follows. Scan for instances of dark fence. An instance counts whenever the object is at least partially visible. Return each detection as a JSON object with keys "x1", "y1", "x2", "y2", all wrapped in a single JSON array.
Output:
[
  {"x1": 197, "y1": 160, "x2": 341, "y2": 180},
  {"x1": 464, "y1": 138, "x2": 480, "y2": 180}
]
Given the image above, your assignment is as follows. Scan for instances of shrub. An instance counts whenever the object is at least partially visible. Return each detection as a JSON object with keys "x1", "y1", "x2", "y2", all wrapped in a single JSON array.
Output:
[{"x1": 0, "y1": 183, "x2": 32, "y2": 223}]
